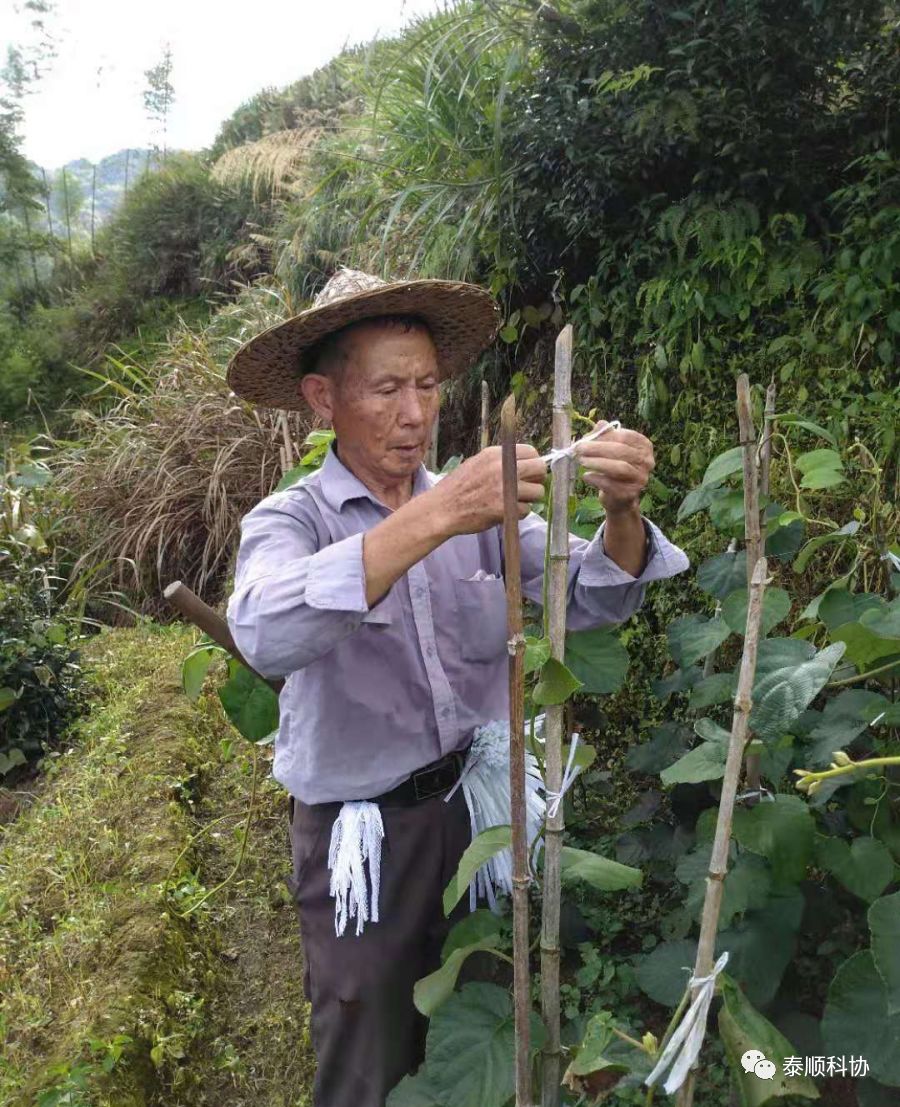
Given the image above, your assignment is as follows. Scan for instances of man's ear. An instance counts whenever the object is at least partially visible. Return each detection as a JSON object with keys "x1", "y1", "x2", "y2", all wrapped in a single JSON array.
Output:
[{"x1": 300, "y1": 373, "x2": 335, "y2": 422}]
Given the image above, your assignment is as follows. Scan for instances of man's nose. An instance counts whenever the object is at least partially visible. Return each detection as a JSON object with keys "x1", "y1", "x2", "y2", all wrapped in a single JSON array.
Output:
[{"x1": 397, "y1": 385, "x2": 428, "y2": 425}]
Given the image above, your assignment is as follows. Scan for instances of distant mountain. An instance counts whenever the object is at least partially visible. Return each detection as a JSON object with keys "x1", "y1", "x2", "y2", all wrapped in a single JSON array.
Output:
[{"x1": 26, "y1": 148, "x2": 184, "y2": 238}]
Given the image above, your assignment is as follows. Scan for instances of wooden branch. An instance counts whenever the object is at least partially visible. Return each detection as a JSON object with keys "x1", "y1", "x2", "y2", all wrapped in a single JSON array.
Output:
[
  {"x1": 162, "y1": 580, "x2": 284, "y2": 695},
  {"x1": 481, "y1": 378, "x2": 491, "y2": 450},
  {"x1": 501, "y1": 393, "x2": 534, "y2": 1107},
  {"x1": 676, "y1": 556, "x2": 770, "y2": 1107},
  {"x1": 759, "y1": 378, "x2": 777, "y2": 543},
  {"x1": 736, "y1": 375, "x2": 762, "y2": 804},
  {"x1": 540, "y1": 325, "x2": 573, "y2": 1107}
]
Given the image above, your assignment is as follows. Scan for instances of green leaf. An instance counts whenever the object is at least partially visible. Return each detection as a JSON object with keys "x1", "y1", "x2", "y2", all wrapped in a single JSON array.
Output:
[
  {"x1": 218, "y1": 661, "x2": 280, "y2": 742},
  {"x1": 0, "y1": 747, "x2": 27, "y2": 776},
  {"x1": 677, "y1": 482, "x2": 730, "y2": 521},
  {"x1": 635, "y1": 939, "x2": 698, "y2": 1006},
  {"x1": 625, "y1": 723, "x2": 691, "y2": 774},
  {"x1": 818, "y1": 588, "x2": 883, "y2": 631},
  {"x1": 414, "y1": 939, "x2": 503, "y2": 1016},
  {"x1": 721, "y1": 587, "x2": 791, "y2": 637},
  {"x1": 793, "y1": 520, "x2": 859, "y2": 573},
  {"x1": 749, "y1": 641, "x2": 846, "y2": 740},
  {"x1": 732, "y1": 796, "x2": 814, "y2": 885},
  {"x1": 386, "y1": 1070, "x2": 444, "y2": 1106},
  {"x1": 667, "y1": 614, "x2": 731, "y2": 668},
  {"x1": 533, "y1": 658, "x2": 583, "y2": 705},
  {"x1": 831, "y1": 623, "x2": 900, "y2": 673},
  {"x1": 860, "y1": 598, "x2": 900, "y2": 640},
  {"x1": 181, "y1": 645, "x2": 225, "y2": 702},
  {"x1": 764, "y1": 506, "x2": 806, "y2": 561},
  {"x1": 696, "y1": 549, "x2": 748, "y2": 600},
  {"x1": 775, "y1": 414, "x2": 838, "y2": 447},
  {"x1": 816, "y1": 836, "x2": 895, "y2": 903},
  {"x1": 869, "y1": 892, "x2": 900, "y2": 1016},
  {"x1": 442, "y1": 909, "x2": 505, "y2": 961},
  {"x1": 0, "y1": 686, "x2": 19, "y2": 712},
  {"x1": 660, "y1": 739, "x2": 728, "y2": 786},
  {"x1": 795, "y1": 448, "x2": 844, "y2": 490},
  {"x1": 443, "y1": 826, "x2": 511, "y2": 916},
  {"x1": 567, "y1": 1013, "x2": 631, "y2": 1078},
  {"x1": 689, "y1": 671, "x2": 736, "y2": 709},
  {"x1": 716, "y1": 889, "x2": 804, "y2": 1007},
  {"x1": 718, "y1": 974, "x2": 820, "y2": 1104},
  {"x1": 559, "y1": 846, "x2": 643, "y2": 891},
  {"x1": 274, "y1": 463, "x2": 316, "y2": 491},
  {"x1": 499, "y1": 324, "x2": 518, "y2": 343},
  {"x1": 651, "y1": 665, "x2": 703, "y2": 701},
  {"x1": 702, "y1": 447, "x2": 744, "y2": 486},
  {"x1": 822, "y1": 951, "x2": 900, "y2": 1087},
  {"x1": 564, "y1": 627, "x2": 629, "y2": 694},
  {"x1": 524, "y1": 635, "x2": 551, "y2": 675},
  {"x1": 708, "y1": 491, "x2": 747, "y2": 534},
  {"x1": 804, "y1": 689, "x2": 888, "y2": 767},
  {"x1": 426, "y1": 983, "x2": 546, "y2": 1107}
]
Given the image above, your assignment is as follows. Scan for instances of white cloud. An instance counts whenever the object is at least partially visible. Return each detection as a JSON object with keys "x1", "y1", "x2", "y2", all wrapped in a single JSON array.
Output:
[{"x1": 4, "y1": 0, "x2": 443, "y2": 169}]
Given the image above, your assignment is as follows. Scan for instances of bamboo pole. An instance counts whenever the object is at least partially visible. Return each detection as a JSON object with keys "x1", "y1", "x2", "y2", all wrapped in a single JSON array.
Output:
[
  {"x1": 480, "y1": 378, "x2": 490, "y2": 449},
  {"x1": 61, "y1": 168, "x2": 73, "y2": 262},
  {"x1": 736, "y1": 375, "x2": 762, "y2": 806},
  {"x1": 540, "y1": 325, "x2": 573, "y2": 1107},
  {"x1": 759, "y1": 378, "x2": 777, "y2": 539},
  {"x1": 426, "y1": 388, "x2": 440, "y2": 471},
  {"x1": 501, "y1": 393, "x2": 534, "y2": 1107},
  {"x1": 41, "y1": 167, "x2": 53, "y2": 237},
  {"x1": 90, "y1": 164, "x2": 96, "y2": 256},
  {"x1": 675, "y1": 555, "x2": 770, "y2": 1107}
]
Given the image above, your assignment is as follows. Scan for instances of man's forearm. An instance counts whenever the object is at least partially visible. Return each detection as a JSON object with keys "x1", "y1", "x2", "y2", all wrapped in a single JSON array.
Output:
[
  {"x1": 362, "y1": 491, "x2": 455, "y2": 607},
  {"x1": 601, "y1": 501, "x2": 649, "y2": 578}
]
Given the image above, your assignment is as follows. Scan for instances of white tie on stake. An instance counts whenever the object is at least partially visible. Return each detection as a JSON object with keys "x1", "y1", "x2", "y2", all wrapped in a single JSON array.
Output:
[
  {"x1": 643, "y1": 951, "x2": 730, "y2": 1095},
  {"x1": 545, "y1": 730, "x2": 584, "y2": 819},
  {"x1": 539, "y1": 419, "x2": 621, "y2": 467}
]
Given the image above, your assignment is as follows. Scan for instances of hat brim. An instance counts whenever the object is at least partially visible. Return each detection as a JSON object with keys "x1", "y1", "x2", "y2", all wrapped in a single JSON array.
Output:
[{"x1": 226, "y1": 279, "x2": 501, "y2": 411}]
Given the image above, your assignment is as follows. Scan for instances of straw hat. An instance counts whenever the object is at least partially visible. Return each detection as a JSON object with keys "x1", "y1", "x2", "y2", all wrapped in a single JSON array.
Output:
[{"x1": 226, "y1": 268, "x2": 501, "y2": 411}]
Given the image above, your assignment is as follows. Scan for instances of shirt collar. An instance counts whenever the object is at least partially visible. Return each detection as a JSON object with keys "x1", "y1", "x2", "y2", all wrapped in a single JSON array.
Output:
[{"x1": 319, "y1": 440, "x2": 434, "y2": 512}]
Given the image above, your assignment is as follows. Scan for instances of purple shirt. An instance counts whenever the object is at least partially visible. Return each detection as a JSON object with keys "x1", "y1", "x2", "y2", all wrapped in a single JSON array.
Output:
[{"x1": 225, "y1": 442, "x2": 690, "y2": 804}]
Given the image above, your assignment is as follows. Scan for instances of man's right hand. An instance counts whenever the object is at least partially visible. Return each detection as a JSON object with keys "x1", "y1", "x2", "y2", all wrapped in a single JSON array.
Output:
[{"x1": 430, "y1": 445, "x2": 548, "y2": 536}]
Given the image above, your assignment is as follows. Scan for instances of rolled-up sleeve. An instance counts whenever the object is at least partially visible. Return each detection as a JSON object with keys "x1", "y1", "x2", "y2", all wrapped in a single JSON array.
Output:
[
  {"x1": 225, "y1": 497, "x2": 390, "y2": 679},
  {"x1": 517, "y1": 512, "x2": 690, "y2": 632}
]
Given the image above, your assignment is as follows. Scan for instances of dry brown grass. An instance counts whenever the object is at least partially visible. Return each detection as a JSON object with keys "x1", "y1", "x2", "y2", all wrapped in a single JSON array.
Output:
[{"x1": 50, "y1": 284, "x2": 315, "y2": 622}]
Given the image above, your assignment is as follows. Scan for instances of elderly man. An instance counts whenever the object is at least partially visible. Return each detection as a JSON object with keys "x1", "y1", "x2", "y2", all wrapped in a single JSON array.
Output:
[{"x1": 224, "y1": 269, "x2": 689, "y2": 1107}]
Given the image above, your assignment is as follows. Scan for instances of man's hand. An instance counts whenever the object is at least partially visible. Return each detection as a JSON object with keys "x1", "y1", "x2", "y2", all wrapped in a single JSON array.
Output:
[
  {"x1": 431, "y1": 444, "x2": 547, "y2": 535},
  {"x1": 576, "y1": 419, "x2": 654, "y2": 515}
]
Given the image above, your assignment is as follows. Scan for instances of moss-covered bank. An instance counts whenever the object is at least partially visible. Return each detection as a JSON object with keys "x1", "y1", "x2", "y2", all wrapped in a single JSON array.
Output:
[{"x1": 0, "y1": 622, "x2": 315, "y2": 1106}]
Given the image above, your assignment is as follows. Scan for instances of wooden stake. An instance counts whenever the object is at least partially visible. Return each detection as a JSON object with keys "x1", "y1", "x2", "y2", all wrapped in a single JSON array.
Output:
[
  {"x1": 501, "y1": 393, "x2": 534, "y2": 1107},
  {"x1": 481, "y1": 378, "x2": 490, "y2": 449},
  {"x1": 676, "y1": 556, "x2": 770, "y2": 1107},
  {"x1": 540, "y1": 325, "x2": 573, "y2": 1107},
  {"x1": 736, "y1": 375, "x2": 762, "y2": 805},
  {"x1": 759, "y1": 378, "x2": 777, "y2": 538}
]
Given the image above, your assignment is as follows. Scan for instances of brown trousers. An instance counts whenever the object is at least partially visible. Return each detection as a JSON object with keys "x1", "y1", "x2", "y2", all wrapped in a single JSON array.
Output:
[{"x1": 285, "y1": 785, "x2": 473, "y2": 1107}]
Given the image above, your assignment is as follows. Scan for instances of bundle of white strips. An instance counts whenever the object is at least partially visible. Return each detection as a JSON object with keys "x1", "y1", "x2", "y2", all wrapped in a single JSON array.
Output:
[{"x1": 325, "y1": 713, "x2": 575, "y2": 936}]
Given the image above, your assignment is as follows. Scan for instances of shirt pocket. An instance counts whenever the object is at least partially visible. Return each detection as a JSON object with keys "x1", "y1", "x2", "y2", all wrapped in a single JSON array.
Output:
[{"x1": 453, "y1": 576, "x2": 509, "y2": 662}]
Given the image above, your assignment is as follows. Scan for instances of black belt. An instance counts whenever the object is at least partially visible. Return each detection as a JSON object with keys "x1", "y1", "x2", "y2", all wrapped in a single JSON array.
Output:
[{"x1": 368, "y1": 744, "x2": 471, "y2": 807}]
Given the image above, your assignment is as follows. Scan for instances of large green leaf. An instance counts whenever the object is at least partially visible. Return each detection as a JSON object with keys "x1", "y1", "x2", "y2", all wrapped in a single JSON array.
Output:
[
  {"x1": 822, "y1": 951, "x2": 900, "y2": 1087},
  {"x1": 676, "y1": 844, "x2": 771, "y2": 929},
  {"x1": 702, "y1": 447, "x2": 744, "y2": 486},
  {"x1": 635, "y1": 939, "x2": 698, "y2": 1006},
  {"x1": 732, "y1": 795, "x2": 814, "y2": 885},
  {"x1": 831, "y1": 623, "x2": 900, "y2": 673},
  {"x1": 443, "y1": 826, "x2": 511, "y2": 916},
  {"x1": 182, "y1": 644, "x2": 226, "y2": 702},
  {"x1": 426, "y1": 983, "x2": 546, "y2": 1107},
  {"x1": 749, "y1": 641, "x2": 846, "y2": 740},
  {"x1": 564, "y1": 626, "x2": 629, "y2": 694},
  {"x1": 414, "y1": 939, "x2": 503, "y2": 1016},
  {"x1": 559, "y1": 846, "x2": 642, "y2": 891},
  {"x1": 218, "y1": 660, "x2": 280, "y2": 742},
  {"x1": 441, "y1": 909, "x2": 505, "y2": 961},
  {"x1": 718, "y1": 973, "x2": 820, "y2": 1105},
  {"x1": 696, "y1": 549, "x2": 748, "y2": 600},
  {"x1": 793, "y1": 521, "x2": 859, "y2": 574},
  {"x1": 869, "y1": 892, "x2": 900, "y2": 1016},
  {"x1": 816, "y1": 836, "x2": 895, "y2": 902},
  {"x1": 721, "y1": 587, "x2": 791, "y2": 637},
  {"x1": 0, "y1": 686, "x2": 19, "y2": 712},
  {"x1": 764, "y1": 504, "x2": 806, "y2": 561},
  {"x1": 533, "y1": 658, "x2": 583, "y2": 705},
  {"x1": 625, "y1": 723, "x2": 692, "y2": 774},
  {"x1": 524, "y1": 635, "x2": 551, "y2": 675},
  {"x1": 818, "y1": 589, "x2": 884, "y2": 631},
  {"x1": 689, "y1": 670, "x2": 736, "y2": 709},
  {"x1": 667, "y1": 614, "x2": 732, "y2": 668},
  {"x1": 861, "y1": 598, "x2": 900, "y2": 639},
  {"x1": 677, "y1": 482, "x2": 731, "y2": 521},
  {"x1": 708, "y1": 491, "x2": 747, "y2": 534},
  {"x1": 660, "y1": 738, "x2": 728, "y2": 786},
  {"x1": 803, "y1": 689, "x2": 888, "y2": 767},
  {"x1": 651, "y1": 665, "x2": 703, "y2": 701},
  {"x1": 715, "y1": 889, "x2": 804, "y2": 1007},
  {"x1": 566, "y1": 1013, "x2": 634, "y2": 1080},
  {"x1": 795, "y1": 448, "x2": 845, "y2": 490}
]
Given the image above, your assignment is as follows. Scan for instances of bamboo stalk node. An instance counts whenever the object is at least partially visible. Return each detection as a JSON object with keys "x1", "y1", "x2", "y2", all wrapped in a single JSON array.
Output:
[{"x1": 507, "y1": 632, "x2": 527, "y2": 656}]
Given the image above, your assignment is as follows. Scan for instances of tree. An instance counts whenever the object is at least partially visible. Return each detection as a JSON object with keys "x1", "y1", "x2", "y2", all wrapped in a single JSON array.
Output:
[{"x1": 143, "y1": 45, "x2": 175, "y2": 168}]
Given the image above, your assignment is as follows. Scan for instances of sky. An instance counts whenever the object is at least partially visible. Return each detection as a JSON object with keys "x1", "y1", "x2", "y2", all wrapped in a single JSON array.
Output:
[{"x1": 4, "y1": 0, "x2": 444, "y2": 170}]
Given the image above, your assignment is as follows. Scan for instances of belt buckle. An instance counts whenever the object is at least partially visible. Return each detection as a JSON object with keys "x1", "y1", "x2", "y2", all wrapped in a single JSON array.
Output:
[{"x1": 413, "y1": 761, "x2": 456, "y2": 802}]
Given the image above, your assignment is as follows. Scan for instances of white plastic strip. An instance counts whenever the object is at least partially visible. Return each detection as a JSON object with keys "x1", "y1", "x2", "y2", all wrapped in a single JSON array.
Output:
[
  {"x1": 545, "y1": 731, "x2": 583, "y2": 819},
  {"x1": 643, "y1": 951, "x2": 729, "y2": 1094},
  {"x1": 326, "y1": 801, "x2": 384, "y2": 937},
  {"x1": 540, "y1": 419, "x2": 621, "y2": 467}
]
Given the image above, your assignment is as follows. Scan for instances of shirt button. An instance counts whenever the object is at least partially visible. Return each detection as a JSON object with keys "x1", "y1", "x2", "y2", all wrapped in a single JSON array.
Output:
[
  {"x1": 426, "y1": 645, "x2": 435, "y2": 658},
  {"x1": 440, "y1": 706, "x2": 451, "y2": 718}
]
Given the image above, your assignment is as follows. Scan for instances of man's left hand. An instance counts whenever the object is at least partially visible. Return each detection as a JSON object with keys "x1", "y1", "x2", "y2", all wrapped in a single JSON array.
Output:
[{"x1": 576, "y1": 420, "x2": 655, "y2": 514}]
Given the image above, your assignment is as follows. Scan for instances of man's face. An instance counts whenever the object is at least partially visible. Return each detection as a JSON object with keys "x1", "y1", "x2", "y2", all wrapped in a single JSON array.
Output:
[{"x1": 303, "y1": 320, "x2": 441, "y2": 481}]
